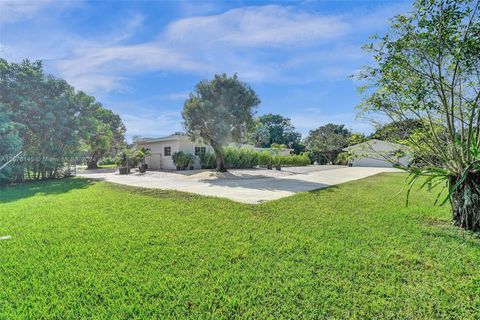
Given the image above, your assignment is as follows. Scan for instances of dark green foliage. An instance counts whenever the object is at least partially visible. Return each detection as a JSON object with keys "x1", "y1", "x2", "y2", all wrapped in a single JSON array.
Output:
[
  {"x1": 335, "y1": 152, "x2": 350, "y2": 165},
  {"x1": 223, "y1": 147, "x2": 259, "y2": 169},
  {"x1": 0, "y1": 112, "x2": 23, "y2": 183},
  {"x1": 172, "y1": 151, "x2": 195, "y2": 169},
  {"x1": 98, "y1": 157, "x2": 116, "y2": 166},
  {"x1": 0, "y1": 59, "x2": 125, "y2": 182},
  {"x1": 117, "y1": 149, "x2": 141, "y2": 168},
  {"x1": 182, "y1": 74, "x2": 261, "y2": 172},
  {"x1": 136, "y1": 146, "x2": 151, "y2": 166},
  {"x1": 371, "y1": 119, "x2": 423, "y2": 143},
  {"x1": 198, "y1": 151, "x2": 216, "y2": 169},
  {"x1": 199, "y1": 148, "x2": 309, "y2": 169},
  {"x1": 273, "y1": 153, "x2": 310, "y2": 167},
  {"x1": 0, "y1": 59, "x2": 79, "y2": 181},
  {"x1": 253, "y1": 114, "x2": 303, "y2": 153},
  {"x1": 304, "y1": 123, "x2": 351, "y2": 164},
  {"x1": 75, "y1": 92, "x2": 126, "y2": 169},
  {"x1": 357, "y1": 0, "x2": 480, "y2": 231}
]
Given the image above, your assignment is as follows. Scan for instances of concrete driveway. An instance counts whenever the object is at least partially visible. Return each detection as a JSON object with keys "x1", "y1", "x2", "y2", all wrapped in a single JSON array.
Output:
[{"x1": 78, "y1": 166, "x2": 402, "y2": 204}]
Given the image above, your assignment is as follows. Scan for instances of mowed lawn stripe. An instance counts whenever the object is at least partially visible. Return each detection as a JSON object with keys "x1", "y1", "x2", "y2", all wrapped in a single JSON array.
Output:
[{"x1": 0, "y1": 173, "x2": 479, "y2": 319}]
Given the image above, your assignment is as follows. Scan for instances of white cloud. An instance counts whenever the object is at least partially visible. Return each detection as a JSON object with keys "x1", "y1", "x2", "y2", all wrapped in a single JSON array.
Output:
[
  {"x1": 45, "y1": 4, "x2": 366, "y2": 93},
  {"x1": 165, "y1": 5, "x2": 350, "y2": 47},
  {"x1": 106, "y1": 13, "x2": 146, "y2": 44},
  {"x1": 53, "y1": 44, "x2": 211, "y2": 93},
  {"x1": 0, "y1": 0, "x2": 52, "y2": 23},
  {"x1": 2, "y1": 2, "x2": 407, "y2": 94},
  {"x1": 0, "y1": 0, "x2": 84, "y2": 23}
]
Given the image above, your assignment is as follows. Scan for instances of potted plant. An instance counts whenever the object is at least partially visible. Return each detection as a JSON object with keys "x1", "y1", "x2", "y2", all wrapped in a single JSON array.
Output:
[
  {"x1": 270, "y1": 144, "x2": 286, "y2": 171},
  {"x1": 137, "y1": 146, "x2": 151, "y2": 173},
  {"x1": 116, "y1": 149, "x2": 132, "y2": 174},
  {"x1": 258, "y1": 151, "x2": 272, "y2": 169},
  {"x1": 172, "y1": 152, "x2": 195, "y2": 170},
  {"x1": 275, "y1": 156, "x2": 282, "y2": 171},
  {"x1": 172, "y1": 151, "x2": 184, "y2": 170},
  {"x1": 186, "y1": 153, "x2": 195, "y2": 170}
]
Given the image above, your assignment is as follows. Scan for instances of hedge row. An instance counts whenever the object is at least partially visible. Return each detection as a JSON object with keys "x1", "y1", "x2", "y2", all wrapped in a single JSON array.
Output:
[{"x1": 200, "y1": 147, "x2": 310, "y2": 169}]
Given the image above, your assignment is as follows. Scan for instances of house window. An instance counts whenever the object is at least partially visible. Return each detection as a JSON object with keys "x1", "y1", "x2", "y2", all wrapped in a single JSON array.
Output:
[
  {"x1": 164, "y1": 146, "x2": 171, "y2": 156},
  {"x1": 195, "y1": 146, "x2": 206, "y2": 156}
]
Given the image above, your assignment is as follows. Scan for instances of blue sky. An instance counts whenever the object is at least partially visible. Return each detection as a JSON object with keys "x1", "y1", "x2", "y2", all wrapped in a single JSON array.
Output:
[{"x1": 0, "y1": 0, "x2": 410, "y2": 140}]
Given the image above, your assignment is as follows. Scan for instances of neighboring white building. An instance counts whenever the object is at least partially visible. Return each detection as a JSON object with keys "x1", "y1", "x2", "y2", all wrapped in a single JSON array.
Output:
[
  {"x1": 136, "y1": 134, "x2": 213, "y2": 170},
  {"x1": 343, "y1": 139, "x2": 412, "y2": 168},
  {"x1": 136, "y1": 134, "x2": 292, "y2": 170}
]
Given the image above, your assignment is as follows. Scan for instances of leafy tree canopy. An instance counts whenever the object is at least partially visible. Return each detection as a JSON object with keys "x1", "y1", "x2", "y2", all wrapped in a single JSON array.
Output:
[
  {"x1": 304, "y1": 123, "x2": 351, "y2": 164},
  {"x1": 357, "y1": 0, "x2": 480, "y2": 231},
  {"x1": 371, "y1": 119, "x2": 423, "y2": 143},
  {"x1": 75, "y1": 92, "x2": 126, "y2": 169},
  {"x1": 0, "y1": 59, "x2": 125, "y2": 182},
  {"x1": 256, "y1": 113, "x2": 302, "y2": 149},
  {"x1": 182, "y1": 73, "x2": 260, "y2": 172}
]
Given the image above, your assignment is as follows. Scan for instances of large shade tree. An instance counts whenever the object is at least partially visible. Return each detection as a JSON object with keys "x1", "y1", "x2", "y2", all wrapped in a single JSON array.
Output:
[
  {"x1": 75, "y1": 92, "x2": 126, "y2": 169},
  {"x1": 304, "y1": 123, "x2": 351, "y2": 164},
  {"x1": 182, "y1": 74, "x2": 260, "y2": 172},
  {"x1": 371, "y1": 119, "x2": 423, "y2": 143},
  {"x1": 0, "y1": 59, "x2": 125, "y2": 182},
  {"x1": 0, "y1": 59, "x2": 80, "y2": 180},
  {"x1": 358, "y1": 0, "x2": 480, "y2": 231},
  {"x1": 255, "y1": 113, "x2": 303, "y2": 152},
  {"x1": 0, "y1": 112, "x2": 23, "y2": 182}
]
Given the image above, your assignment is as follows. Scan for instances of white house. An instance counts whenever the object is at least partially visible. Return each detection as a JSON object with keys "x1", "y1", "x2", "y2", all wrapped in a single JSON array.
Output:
[
  {"x1": 136, "y1": 134, "x2": 292, "y2": 170},
  {"x1": 343, "y1": 139, "x2": 412, "y2": 168},
  {"x1": 136, "y1": 134, "x2": 213, "y2": 170}
]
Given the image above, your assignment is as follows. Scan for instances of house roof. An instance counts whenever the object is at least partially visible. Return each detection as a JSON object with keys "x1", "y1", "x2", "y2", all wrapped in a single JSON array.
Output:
[
  {"x1": 135, "y1": 134, "x2": 190, "y2": 144},
  {"x1": 343, "y1": 139, "x2": 408, "y2": 152}
]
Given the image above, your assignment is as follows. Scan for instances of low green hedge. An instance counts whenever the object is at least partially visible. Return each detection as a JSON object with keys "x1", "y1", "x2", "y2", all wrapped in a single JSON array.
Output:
[{"x1": 274, "y1": 154, "x2": 310, "y2": 167}]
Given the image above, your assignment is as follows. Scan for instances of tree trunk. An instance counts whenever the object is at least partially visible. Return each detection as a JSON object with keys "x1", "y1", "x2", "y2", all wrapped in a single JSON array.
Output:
[
  {"x1": 214, "y1": 150, "x2": 227, "y2": 172},
  {"x1": 87, "y1": 160, "x2": 98, "y2": 169},
  {"x1": 450, "y1": 172, "x2": 480, "y2": 232}
]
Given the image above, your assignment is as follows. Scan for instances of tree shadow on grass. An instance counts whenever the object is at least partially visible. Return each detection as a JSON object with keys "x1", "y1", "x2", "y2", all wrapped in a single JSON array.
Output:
[
  {"x1": 422, "y1": 222, "x2": 480, "y2": 248},
  {"x1": 0, "y1": 178, "x2": 95, "y2": 204}
]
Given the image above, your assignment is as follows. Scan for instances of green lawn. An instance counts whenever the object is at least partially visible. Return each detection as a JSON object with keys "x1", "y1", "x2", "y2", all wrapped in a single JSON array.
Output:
[
  {"x1": 97, "y1": 163, "x2": 118, "y2": 169},
  {"x1": 0, "y1": 173, "x2": 479, "y2": 319}
]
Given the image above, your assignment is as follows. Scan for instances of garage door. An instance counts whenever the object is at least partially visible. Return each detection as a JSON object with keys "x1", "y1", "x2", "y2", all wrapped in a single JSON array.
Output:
[
  {"x1": 353, "y1": 157, "x2": 393, "y2": 168},
  {"x1": 145, "y1": 154, "x2": 161, "y2": 170}
]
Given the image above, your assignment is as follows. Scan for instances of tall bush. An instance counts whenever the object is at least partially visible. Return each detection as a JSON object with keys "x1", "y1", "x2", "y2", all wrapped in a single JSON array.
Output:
[
  {"x1": 224, "y1": 147, "x2": 259, "y2": 169},
  {"x1": 172, "y1": 151, "x2": 195, "y2": 170},
  {"x1": 199, "y1": 148, "x2": 309, "y2": 169},
  {"x1": 199, "y1": 152, "x2": 216, "y2": 169}
]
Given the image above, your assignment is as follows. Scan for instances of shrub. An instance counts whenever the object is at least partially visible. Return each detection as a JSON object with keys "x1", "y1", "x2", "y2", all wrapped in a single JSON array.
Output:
[
  {"x1": 98, "y1": 157, "x2": 116, "y2": 165},
  {"x1": 200, "y1": 148, "x2": 309, "y2": 170},
  {"x1": 335, "y1": 152, "x2": 350, "y2": 165},
  {"x1": 224, "y1": 147, "x2": 259, "y2": 169},
  {"x1": 115, "y1": 148, "x2": 139, "y2": 167},
  {"x1": 172, "y1": 151, "x2": 195, "y2": 170},
  {"x1": 199, "y1": 152, "x2": 216, "y2": 169},
  {"x1": 276, "y1": 153, "x2": 310, "y2": 167},
  {"x1": 258, "y1": 151, "x2": 273, "y2": 166}
]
